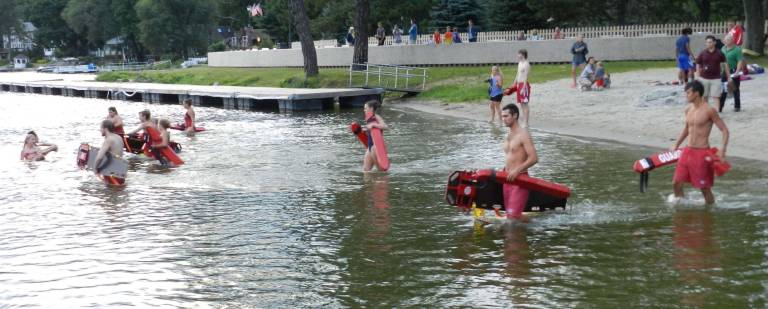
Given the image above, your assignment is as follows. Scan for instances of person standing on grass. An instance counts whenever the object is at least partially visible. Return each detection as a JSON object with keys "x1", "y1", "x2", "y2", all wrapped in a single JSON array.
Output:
[
  {"x1": 346, "y1": 27, "x2": 356, "y2": 46},
  {"x1": 468, "y1": 20, "x2": 478, "y2": 42},
  {"x1": 719, "y1": 35, "x2": 745, "y2": 112},
  {"x1": 376, "y1": 22, "x2": 386, "y2": 46},
  {"x1": 433, "y1": 29, "x2": 442, "y2": 45},
  {"x1": 675, "y1": 27, "x2": 695, "y2": 85},
  {"x1": 408, "y1": 19, "x2": 418, "y2": 45},
  {"x1": 444, "y1": 26, "x2": 453, "y2": 45},
  {"x1": 452, "y1": 27, "x2": 462, "y2": 43},
  {"x1": 695, "y1": 35, "x2": 730, "y2": 105},
  {"x1": 570, "y1": 34, "x2": 589, "y2": 88},
  {"x1": 553, "y1": 27, "x2": 564, "y2": 39}
]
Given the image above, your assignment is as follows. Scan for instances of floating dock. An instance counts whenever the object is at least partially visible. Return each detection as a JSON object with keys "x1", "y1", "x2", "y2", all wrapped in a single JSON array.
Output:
[{"x1": 0, "y1": 79, "x2": 384, "y2": 111}]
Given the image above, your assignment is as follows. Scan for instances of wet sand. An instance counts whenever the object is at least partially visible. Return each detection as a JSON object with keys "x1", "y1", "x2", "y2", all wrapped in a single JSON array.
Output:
[{"x1": 396, "y1": 68, "x2": 767, "y2": 161}]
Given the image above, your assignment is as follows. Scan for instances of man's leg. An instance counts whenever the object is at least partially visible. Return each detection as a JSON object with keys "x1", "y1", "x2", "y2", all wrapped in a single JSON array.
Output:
[
  {"x1": 520, "y1": 102, "x2": 529, "y2": 127},
  {"x1": 674, "y1": 181, "x2": 685, "y2": 198},
  {"x1": 701, "y1": 188, "x2": 715, "y2": 204},
  {"x1": 571, "y1": 64, "x2": 577, "y2": 87},
  {"x1": 733, "y1": 78, "x2": 741, "y2": 111}
]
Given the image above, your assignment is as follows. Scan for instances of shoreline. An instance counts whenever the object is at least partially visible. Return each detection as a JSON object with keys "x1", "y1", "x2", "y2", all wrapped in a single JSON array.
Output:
[{"x1": 392, "y1": 67, "x2": 767, "y2": 162}]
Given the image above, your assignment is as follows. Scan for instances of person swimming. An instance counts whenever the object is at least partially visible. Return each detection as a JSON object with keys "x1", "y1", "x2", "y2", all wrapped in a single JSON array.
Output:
[
  {"x1": 20, "y1": 131, "x2": 58, "y2": 161},
  {"x1": 182, "y1": 99, "x2": 196, "y2": 136},
  {"x1": 107, "y1": 107, "x2": 125, "y2": 135}
]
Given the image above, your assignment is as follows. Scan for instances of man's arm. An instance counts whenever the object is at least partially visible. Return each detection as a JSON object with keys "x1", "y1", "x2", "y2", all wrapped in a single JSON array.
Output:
[
  {"x1": 94, "y1": 140, "x2": 109, "y2": 174},
  {"x1": 126, "y1": 123, "x2": 144, "y2": 136},
  {"x1": 710, "y1": 107, "x2": 729, "y2": 158},
  {"x1": 507, "y1": 133, "x2": 539, "y2": 182},
  {"x1": 724, "y1": 61, "x2": 732, "y2": 81},
  {"x1": 672, "y1": 117, "x2": 689, "y2": 150}
]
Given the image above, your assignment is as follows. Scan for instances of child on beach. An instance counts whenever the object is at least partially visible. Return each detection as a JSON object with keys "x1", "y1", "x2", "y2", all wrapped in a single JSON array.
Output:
[
  {"x1": 578, "y1": 57, "x2": 596, "y2": 91},
  {"x1": 20, "y1": 131, "x2": 57, "y2": 161},
  {"x1": 488, "y1": 66, "x2": 504, "y2": 124},
  {"x1": 594, "y1": 61, "x2": 610, "y2": 90},
  {"x1": 362, "y1": 100, "x2": 388, "y2": 172}
]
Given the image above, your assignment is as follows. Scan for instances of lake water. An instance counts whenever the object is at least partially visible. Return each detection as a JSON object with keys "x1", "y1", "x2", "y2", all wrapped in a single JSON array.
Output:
[{"x1": 1, "y1": 92, "x2": 767, "y2": 307}]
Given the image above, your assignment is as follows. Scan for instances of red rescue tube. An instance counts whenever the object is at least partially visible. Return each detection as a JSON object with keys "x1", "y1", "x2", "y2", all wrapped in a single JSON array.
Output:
[
  {"x1": 366, "y1": 112, "x2": 390, "y2": 171},
  {"x1": 170, "y1": 124, "x2": 206, "y2": 132},
  {"x1": 349, "y1": 122, "x2": 368, "y2": 147},
  {"x1": 474, "y1": 169, "x2": 571, "y2": 199},
  {"x1": 633, "y1": 148, "x2": 730, "y2": 192},
  {"x1": 143, "y1": 126, "x2": 184, "y2": 166}
]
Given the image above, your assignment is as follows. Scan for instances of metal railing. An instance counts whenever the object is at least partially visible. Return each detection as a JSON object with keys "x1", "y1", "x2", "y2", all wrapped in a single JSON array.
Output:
[
  {"x1": 349, "y1": 63, "x2": 428, "y2": 92},
  {"x1": 100, "y1": 60, "x2": 171, "y2": 72}
]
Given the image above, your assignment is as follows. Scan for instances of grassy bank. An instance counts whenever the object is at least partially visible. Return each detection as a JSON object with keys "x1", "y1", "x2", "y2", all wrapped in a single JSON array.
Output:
[{"x1": 97, "y1": 57, "x2": 767, "y2": 102}]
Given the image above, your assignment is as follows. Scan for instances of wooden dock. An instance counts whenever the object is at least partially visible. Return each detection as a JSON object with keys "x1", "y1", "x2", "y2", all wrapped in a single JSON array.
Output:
[{"x1": 0, "y1": 79, "x2": 384, "y2": 111}]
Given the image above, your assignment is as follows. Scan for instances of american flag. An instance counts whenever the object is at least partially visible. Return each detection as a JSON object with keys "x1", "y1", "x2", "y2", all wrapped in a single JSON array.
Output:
[{"x1": 247, "y1": 3, "x2": 263, "y2": 17}]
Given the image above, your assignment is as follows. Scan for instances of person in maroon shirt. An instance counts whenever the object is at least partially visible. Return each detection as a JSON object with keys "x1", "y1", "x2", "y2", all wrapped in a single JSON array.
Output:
[{"x1": 696, "y1": 35, "x2": 730, "y2": 105}]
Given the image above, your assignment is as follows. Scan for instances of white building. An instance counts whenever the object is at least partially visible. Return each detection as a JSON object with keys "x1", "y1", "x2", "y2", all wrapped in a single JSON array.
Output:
[{"x1": 2, "y1": 22, "x2": 36, "y2": 51}]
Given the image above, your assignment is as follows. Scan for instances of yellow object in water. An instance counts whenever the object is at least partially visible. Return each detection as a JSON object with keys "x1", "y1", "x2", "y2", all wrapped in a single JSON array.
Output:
[{"x1": 472, "y1": 203, "x2": 485, "y2": 218}]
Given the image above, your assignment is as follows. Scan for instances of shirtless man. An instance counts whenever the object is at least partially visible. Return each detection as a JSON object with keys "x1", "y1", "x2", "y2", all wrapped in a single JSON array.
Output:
[
  {"x1": 107, "y1": 107, "x2": 125, "y2": 135},
  {"x1": 514, "y1": 49, "x2": 532, "y2": 127},
  {"x1": 501, "y1": 103, "x2": 538, "y2": 220},
  {"x1": 671, "y1": 80, "x2": 729, "y2": 204},
  {"x1": 94, "y1": 119, "x2": 124, "y2": 174}
]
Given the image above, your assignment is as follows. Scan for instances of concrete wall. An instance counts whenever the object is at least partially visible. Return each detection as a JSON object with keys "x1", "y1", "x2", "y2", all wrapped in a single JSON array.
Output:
[{"x1": 209, "y1": 35, "x2": 708, "y2": 67}]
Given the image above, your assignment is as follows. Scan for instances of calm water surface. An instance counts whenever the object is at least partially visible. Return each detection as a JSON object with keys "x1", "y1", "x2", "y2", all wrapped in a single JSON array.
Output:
[{"x1": 1, "y1": 92, "x2": 767, "y2": 308}]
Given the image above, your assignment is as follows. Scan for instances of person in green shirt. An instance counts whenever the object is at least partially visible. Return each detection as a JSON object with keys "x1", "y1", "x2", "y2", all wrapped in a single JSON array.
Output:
[{"x1": 720, "y1": 35, "x2": 745, "y2": 112}]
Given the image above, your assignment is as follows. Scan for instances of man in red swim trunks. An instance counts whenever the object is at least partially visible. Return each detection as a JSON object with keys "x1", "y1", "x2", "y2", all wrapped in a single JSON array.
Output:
[
  {"x1": 501, "y1": 103, "x2": 538, "y2": 220},
  {"x1": 514, "y1": 49, "x2": 532, "y2": 128},
  {"x1": 671, "y1": 80, "x2": 729, "y2": 204}
]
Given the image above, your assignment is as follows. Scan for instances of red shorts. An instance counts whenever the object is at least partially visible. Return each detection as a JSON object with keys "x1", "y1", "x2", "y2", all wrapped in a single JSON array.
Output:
[
  {"x1": 595, "y1": 79, "x2": 605, "y2": 87},
  {"x1": 673, "y1": 147, "x2": 715, "y2": 189},
  {"x1": 503, "y1": 172, "x2": 530, "y2": 219},
  {"x1": 516, "y1": 82, "x2": 531, "y2": 104}
]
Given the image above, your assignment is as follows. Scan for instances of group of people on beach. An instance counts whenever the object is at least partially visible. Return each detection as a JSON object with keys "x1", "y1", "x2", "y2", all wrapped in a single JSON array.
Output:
[
  {"x1": 21, "y1": 99, "x2": 199, "y2": 180},
  {"x1": 676, "y1": 22, "x2": 746, "y2": 113}
]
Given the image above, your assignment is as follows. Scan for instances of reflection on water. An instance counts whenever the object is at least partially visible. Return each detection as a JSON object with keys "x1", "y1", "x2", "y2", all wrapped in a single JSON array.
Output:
[{"x1": 1, "y1": 91, "x2": 767, "y2": 307}]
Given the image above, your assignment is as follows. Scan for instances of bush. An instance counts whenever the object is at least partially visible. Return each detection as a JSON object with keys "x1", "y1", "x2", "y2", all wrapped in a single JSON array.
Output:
[{"x1": 208, "y1": 41, "x2": 227, "y2": 52}]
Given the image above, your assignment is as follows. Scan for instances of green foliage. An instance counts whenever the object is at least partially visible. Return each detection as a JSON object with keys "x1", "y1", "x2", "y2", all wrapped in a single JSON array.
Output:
[
  {"x1": 135, "y1": 0, "x2": 216, "y2": 58},
  {"x1": 61, "y1": 0, "x2": 117, "y2": 48},
  {"x1": 430, "y1": 0, "x2": 485, "y2": 31},
  {"x1": 487, "y1": 0, "x2": 542, "y2": 30},
  {"x1": 208, "y1": 41, "x2": 227, "y2": 52},
  {"x1": 23, "y1": 0, "x2": 85, "y2": 55},
  {"x1": 0, "y1": 0, "x2": 21, "y2": 41}
]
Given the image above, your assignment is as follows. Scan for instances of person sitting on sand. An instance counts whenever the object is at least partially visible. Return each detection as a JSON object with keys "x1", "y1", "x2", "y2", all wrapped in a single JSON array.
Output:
[
  {"x1": 594, "y1": 61, "x2": 610, "y2": 90},
  {"x1": 578, "y1": 57, "x2": 597, "y2": 91},
  {"x1": 20, "y1": 131, "x2": 57, "y2": 161}
]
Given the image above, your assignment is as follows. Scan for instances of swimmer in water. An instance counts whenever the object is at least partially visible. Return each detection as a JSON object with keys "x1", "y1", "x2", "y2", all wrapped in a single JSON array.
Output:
[
  {"x1": 20, "y1": 131, "x2": 58, "y2": 161},
  {"x1": 107, "y1": 106, "x2": 125, "y2": 135},
  {"x1": 501, "y1": 103, "x2": 538, "y2": 221},
  {"x1": 182, "y1": 99, "x2": 196, "y2": 136},
  {"x1": 362, "y1": 100, "x2": 388, "y2": 172}
]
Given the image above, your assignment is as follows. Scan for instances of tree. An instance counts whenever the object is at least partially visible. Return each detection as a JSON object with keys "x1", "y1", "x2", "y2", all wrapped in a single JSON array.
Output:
[
  {"x1": 22, "y1": 0, "x2": 87, "y2": 56},
  {"x1": 290, "y1": 0, "x2": 318, "y2": 76},
  {"x1": 135, "y1": 0, "x2": 216, "y2": 59},
  {"x1": 0, "y1": 0, "x2": 21, "y2": 50},
  {"x1": 353, "y1": 0, "x2": 369, "y2": 65},
  {"x1": 487, "y1": 0, "x2": 543, "y2": 30},
  {"x1": 110, "y1": 0, "x2": 144, "y2": 61},
  {"x1": 743, "y1": 0, "x2": 765, "y2": 54},
  {"x1": 62, "y1": 0, "x2": 118, "y2": 49},
  {"x1": 694, "y1": 0, "x2": 711, "y2": 22},
  {"x1": 431, "y1": 0, "x2": 485, "y2": 31}
]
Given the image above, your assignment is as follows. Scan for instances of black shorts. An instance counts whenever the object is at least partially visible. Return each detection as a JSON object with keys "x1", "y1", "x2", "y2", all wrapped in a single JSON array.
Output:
[{"x1": 490, "y1": 94, "x2": 503, "y2": 102}]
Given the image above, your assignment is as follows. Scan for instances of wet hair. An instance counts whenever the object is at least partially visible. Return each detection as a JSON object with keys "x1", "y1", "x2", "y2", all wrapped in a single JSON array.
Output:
[
  {"x1": 685, "y1": 80, "x2": 704, "y2": 97},
  {"x1": 27, "y1": 130, "x2": 37, "y2": 138},
  {"x1": 502, "y1": 103, "x2": 520, "y2": 120},
  {"x1": 518, "y1": 49, "x2": 528, "y2": 59},
  {"x1": 364, "y1": 100, "x2": 381, "y2": 112},
  {"x1": 101, "y1": 119, "x2": 115, "y2": 133},
  {"x1": 108, "y1": 106, "x2": 117, "y2": 114},
  {"x1": 139, "y1": 109, "x2": 151, "y2": 120},
  {"x1": 705, "y1": 35, "x2": 716, "y2": 42},
  {"x1": 682, "y1": 27, "x2": 692, "y2": 35},
  {"x1": 183, "y1": 98, "x2": 192, "y2": 107},
  {"x1": 158, "y1": 119, "x2": 171, "y2": 129}
]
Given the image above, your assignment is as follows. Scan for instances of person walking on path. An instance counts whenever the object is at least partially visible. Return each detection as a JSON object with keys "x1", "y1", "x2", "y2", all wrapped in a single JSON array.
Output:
[
  {"x1": 408, "y1": 19, "x2": 418, "y2": 45},
  {"x1": 393, "y1": 25, "x2": 403, "y2": 44},
  {"x1": 676, "y1": 27, "x2": 695, "y2": 85},
  {"x1": 468, "y1": 20, "x2": 478, "y2": 42},
  {"x1": 695, "y1": 35, "x2": 730, "y2": 105},
  {"x1": 376, "y1": 22, "x2": 386, "y2": 46},
  {"x1": 719, "y1": 35, "x2": 745, "y2": 112},
  {"x1": 570, "y1": 34, "x2": 589, "y2": 88}
]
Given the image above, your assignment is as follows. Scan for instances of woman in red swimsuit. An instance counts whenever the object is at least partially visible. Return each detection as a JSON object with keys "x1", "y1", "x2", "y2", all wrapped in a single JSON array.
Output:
[
  {"x1": 20, "y1": 131, "x2": 57, "y2": 161},
  {"x1": 182, "y1": 99, "x2": 196, "y2": 136},
  {"x1": 107, "y1": 107, "x2": 125, "y2": 135}
]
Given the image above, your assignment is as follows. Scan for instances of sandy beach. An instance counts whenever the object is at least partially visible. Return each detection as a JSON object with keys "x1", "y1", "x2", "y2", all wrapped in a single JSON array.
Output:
[{"x1": 396, "y1": 67, "x2": 767, "y2": 161}]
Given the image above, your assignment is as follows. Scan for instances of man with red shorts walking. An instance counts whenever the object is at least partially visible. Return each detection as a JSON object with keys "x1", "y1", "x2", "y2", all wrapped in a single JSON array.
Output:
[
  {"x1": 514, "y1": 49, "x2": 532, "y2": 127},
  {"x1": 670, "y1": 80, "x2": 729, "y2": 204},
  {"x1": 501, "y1": 103, "x2": 538, "y2": 220}
]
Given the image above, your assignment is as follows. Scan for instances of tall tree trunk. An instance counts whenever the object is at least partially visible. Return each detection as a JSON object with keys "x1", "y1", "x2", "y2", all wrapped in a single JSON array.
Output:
[
  {"x1": 695, "y1": 0, "x2": 711, "y2": 22},
  {"x1": 353, "y1": 0, "x2": 370, "y2": 66},
  {"x1": 290, "y1": 0, "x2": 318, "y2": 76},
  {"x1": 744, "y1": 0, "x2": 765, "y2": 54}
]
